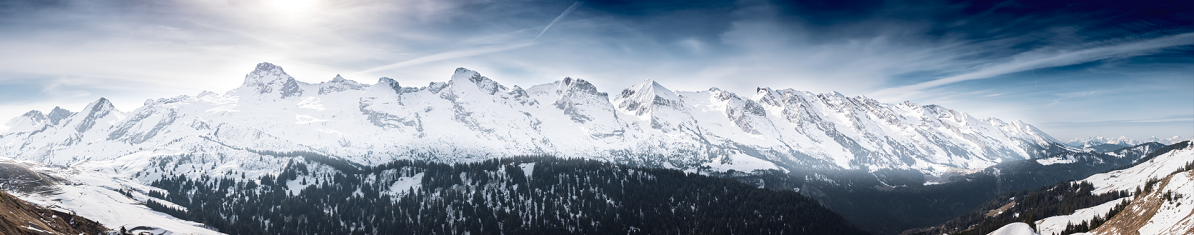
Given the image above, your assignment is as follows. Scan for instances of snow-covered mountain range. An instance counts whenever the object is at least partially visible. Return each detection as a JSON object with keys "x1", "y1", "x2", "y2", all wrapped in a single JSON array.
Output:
[
  {"x1": 1, "y1": 62, "x2": 1063, "y2": 176},
  {"x1": 1064, "y1": 135, "x2": 1190, "y2": 149}
]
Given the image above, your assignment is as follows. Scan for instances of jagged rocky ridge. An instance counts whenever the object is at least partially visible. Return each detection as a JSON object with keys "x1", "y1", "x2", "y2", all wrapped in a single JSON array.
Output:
[{"x1": 1, "y1": 62, "x2": 1062, "y2": 177}]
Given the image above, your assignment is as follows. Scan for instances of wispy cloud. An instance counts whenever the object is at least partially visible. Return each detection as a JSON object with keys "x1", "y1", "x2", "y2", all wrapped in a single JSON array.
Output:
[
  {"x1": 1047, "y1": 90, "x2": 1101, "y2": 106},
  {"x1": 355, "y1": 1, "x2": 583, "y2": 75},
  {"x1": 356, "y1": 43, "x2": 536, "y2": 74},
  {"x1": 869, "y1": 32, "x2": 1194, "y2": 101}
]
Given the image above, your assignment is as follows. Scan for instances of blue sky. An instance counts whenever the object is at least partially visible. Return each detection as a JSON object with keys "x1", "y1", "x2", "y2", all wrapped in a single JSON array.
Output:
[{"x1": 0, "y1": 0, "x2": 1190, "y2": 141}]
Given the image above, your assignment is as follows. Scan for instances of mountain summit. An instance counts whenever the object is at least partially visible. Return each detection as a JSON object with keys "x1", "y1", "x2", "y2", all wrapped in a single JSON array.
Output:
[{"x1": 237, "y1": 62, "x2": 303, "y2": 99}]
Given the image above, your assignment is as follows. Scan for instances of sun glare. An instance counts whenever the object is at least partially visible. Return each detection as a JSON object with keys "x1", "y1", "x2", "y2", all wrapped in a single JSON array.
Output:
[{"x1": 266, "y1": 0, "x2": 319, "y2": 19}]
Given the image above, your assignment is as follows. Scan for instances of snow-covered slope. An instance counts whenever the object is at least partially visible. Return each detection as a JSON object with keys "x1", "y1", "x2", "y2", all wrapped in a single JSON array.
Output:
[
  {"x1": 1034, "y1": 198, "x2": 1129, "y2": 235},
  {"x1": 989, "y1": 222, "x2": 1040, "y2": 235},
  {"x1": 1, "y1": 62, "x2": 1062, "y2": 177},
  {"x1": 1085, "y1": 167, "x2": 1194, "y2": 235},
  {"x1": 1082, "y1": 142, "x2": 1194, "y2": 195},
  {"x1": 0, "y1": 158, "x2": 221, "y2": 234}
]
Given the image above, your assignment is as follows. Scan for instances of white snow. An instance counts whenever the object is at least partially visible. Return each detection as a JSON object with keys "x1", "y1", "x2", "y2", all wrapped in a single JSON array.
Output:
[
  {"x1": 297, "y1": 97, "x2": 325, "y2": 110},
  {"x1": 387, "y1": 172, "x2": 423, "y2": 197},
  {"x1": 1083, "y1": 144, "x2": 1194, "y2": 195},
  {"x1": 988, "y1": 222, "x2": 1040, "y2": 235},
  {"x1": 295, "y1": 114, "x2": 327, "y2": 124},
  {"x1": 0, "y1": 63, "x2": 1085, "y2": 235},
  {"x1": 1065, "y1": 135, "x2": 1191, "y2": 148},
  {"x1": 0, "y1": 63, "x2": 1062, "y2": 177},
  {"x1": 23, "y1": 225, "x2": 50, "y2": 234},
  {"x1": 1034, "y1": 198, "x2": 1130, "y2": 235},
  {"x1": 1036, "y1": 157, "x2": 1078, "y2": 166},
  {"x1": 2, "y1": 158, "x2": 223, "y2": 234},
  {"x1": 285, "y1": 176, "x2": 314, "y2": 196},
  {"x1": 1137, "y1": 170, "x2": 1194, "y2": 235},
  {"x1": 519, "y1": 163, "x2": 536, "y2": 179},
  {"x1": 702, "y1": 153, "x2": 780, "y2": 173}
]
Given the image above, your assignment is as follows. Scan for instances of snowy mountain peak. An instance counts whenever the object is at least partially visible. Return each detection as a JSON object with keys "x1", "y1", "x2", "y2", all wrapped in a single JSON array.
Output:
[
  {"x1": 613, "y1": 79, "x2": 681, "y2": 116},
  {"x1": 318, "y1": 74, "x2": 366, "y2": 95},
  {"x1": 46, "y1": 106, "x2": 72, "y2": 125},
  {"x1": 239, "y1": 62, "x2": 303, "y2": 98},
  {"x1": 1146, "y1": 136, "x2": 1192, "y2": 144},
  {"x1": 373, "y1": 77, "x2": 401, "y2": 94},
  {"x1": 254, "y1": 61, "x2": 281, "y2": 71},
  {"x1": 72, "y1": 97, "x2": 122, "y2": 133},
  {"x1": 245, "y1": 62, "x2": 289, "y2": 83},
  {"x1": 19, "y1": 110, "x2": 47, "y2": 121},
  {"x1": 1065, "y1": 135, "x2": 1191, "y2": 148},
  {"x1": 557, "y1": 77, "x2": 603, "y2": 96},
  {"x1": 197, "y1": 90, "x2": 217, "y2": 98},
  {"x1": 1, "y1": 110, "x2": 47, "y2": 134},
  {"x1": 449, "y1": 67, "x2": 507, "y2": 95},
  {"x1": 83, "y1": 97, "x2": 116, "y2": 113}
]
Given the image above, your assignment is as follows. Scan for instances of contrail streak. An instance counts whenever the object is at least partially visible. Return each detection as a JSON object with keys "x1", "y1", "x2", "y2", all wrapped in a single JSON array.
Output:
[
  {"x1": 356, "y1": 2, "x2": 582, "y2": 75},
  {"x1": 534, "y1": 2, "x2": 582, "y2": 42},
  {"x1": 356, "y1": 43, "x2": 534, "y2": 74}
]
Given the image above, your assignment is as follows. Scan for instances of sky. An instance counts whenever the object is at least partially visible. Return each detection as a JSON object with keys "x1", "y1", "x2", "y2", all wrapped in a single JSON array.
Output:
[{"x1": 0, "y1": 0, "x2": 1190, "y2": 141}]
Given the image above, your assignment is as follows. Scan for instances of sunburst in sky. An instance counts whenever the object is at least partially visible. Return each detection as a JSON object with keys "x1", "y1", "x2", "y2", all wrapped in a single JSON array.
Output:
[{"x1": 0, "y1": 0, "x2": 1190, "y2": 140}]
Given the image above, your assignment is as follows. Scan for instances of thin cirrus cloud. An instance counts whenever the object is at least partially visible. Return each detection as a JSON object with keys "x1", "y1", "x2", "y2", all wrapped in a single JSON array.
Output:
[
  {"x1": 869, "y1": 32, "x2": 1194, "y2": 102},
  {"x1": 354, "y1": 1, "x2": 583, "y2": 75}
]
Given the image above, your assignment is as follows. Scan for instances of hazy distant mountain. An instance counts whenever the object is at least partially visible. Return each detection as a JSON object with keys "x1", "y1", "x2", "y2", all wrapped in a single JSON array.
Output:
[
  {"x1": 1064, "y1": 135, "x2": 1190, "y2": 151},
  {"x1": 0, "y1": 62, "x2": 1064, "y2": 177}
]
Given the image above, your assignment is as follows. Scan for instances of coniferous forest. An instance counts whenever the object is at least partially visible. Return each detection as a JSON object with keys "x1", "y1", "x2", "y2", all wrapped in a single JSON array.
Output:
[{"x1": 144, "y1": 156, "x2": 870, "y2": 235}]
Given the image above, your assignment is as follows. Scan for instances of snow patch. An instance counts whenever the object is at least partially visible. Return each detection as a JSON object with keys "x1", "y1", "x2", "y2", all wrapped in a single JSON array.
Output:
[
  {"x1": 703, "y1": 153, "x2": 779, "y2": 173},
  {"x1": 1036, "y1": 157, "x2": 1077, "y2": 166},
  {"x1": 297, "y1": 97, "x2": 325, "y2": 110},
  {"x1": 519, "y1": 163, "x2": 536, "y2": 179},
  {"x1": 988, "y1": 222, "x2": 1040, "y2": 235},
  {"x1": 387, "y1": 172, "x2": 423, "y2": 197},
  {"x1": 295, "y1": 115, "x2": 327, "y2": 124},
  {"x1": 286, "y1": 176, "x2": 314, "y2": 196}
]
